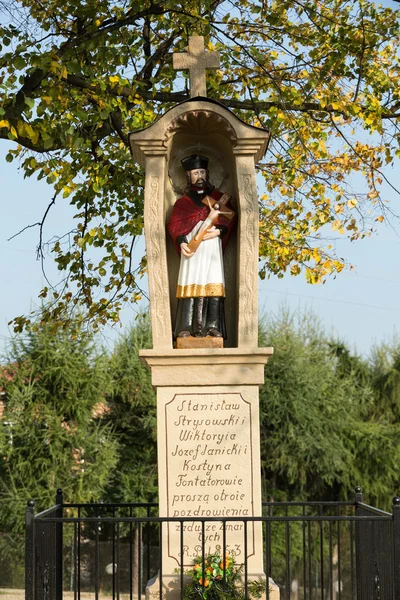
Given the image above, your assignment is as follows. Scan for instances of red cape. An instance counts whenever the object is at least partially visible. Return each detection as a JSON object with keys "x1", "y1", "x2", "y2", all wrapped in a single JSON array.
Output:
[{"x1": 167, "y1": 189, "x2": 236, "y2": 255}]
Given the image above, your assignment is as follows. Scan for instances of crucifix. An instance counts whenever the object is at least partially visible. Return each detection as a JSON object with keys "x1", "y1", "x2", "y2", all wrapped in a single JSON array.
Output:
[
  {"x1": 187, "y1": 193, "x2": 235, "y2": 253},
  {"x1": 173, "y1": 36, "x2": 220, "y2": 98}
]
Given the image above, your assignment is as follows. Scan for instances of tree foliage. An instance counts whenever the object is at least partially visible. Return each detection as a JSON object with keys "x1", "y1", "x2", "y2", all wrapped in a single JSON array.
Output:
[
  {"x1": 103, "y1": 313, "x2": 158, "y2": 503},
  {"x1": 369, "y1": 337, "x2": 400, "y2": 423},
  {"x1": 0, "y1": 313, "x2": 156, "y2": 584},
  {"x1": 1, "y1": 0, "x2": 400, "y2": 329},
  {"x1": 0, "y1": 317, "x2": 118, "y2": 531},
  {"x1": 259, "y1": 310, "x2": 400, "y2": 507}
]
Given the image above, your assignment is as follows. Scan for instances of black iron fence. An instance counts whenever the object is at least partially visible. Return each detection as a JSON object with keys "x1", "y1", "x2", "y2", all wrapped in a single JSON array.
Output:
[{"x1": 25, "y1": 488, "x2": 400, "y2": 600}]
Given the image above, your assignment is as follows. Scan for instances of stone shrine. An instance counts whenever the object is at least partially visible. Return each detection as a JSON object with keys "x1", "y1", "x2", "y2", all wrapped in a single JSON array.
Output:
[{"x1": 129, "y1": 35, "x2": 278, "y2": 600}]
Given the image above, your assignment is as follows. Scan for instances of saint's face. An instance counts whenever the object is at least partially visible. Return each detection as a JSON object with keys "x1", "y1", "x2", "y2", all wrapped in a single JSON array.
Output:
[{"x1": 189, "y1": 168, "x2": 207, "y2": 187}]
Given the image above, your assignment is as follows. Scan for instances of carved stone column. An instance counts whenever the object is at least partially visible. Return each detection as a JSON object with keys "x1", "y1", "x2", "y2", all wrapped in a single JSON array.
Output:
[
  {"x1": 234, "y1": 144, "x2": 263, "y2": 347},
  {"x1": 135, "y1": 144, "x2": 173, "y2": 350}
]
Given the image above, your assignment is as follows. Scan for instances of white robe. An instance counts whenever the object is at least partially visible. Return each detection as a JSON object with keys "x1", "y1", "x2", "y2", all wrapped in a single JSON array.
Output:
[{"x1": 176, "y1": 220, "x2": 225, "y2": 298}]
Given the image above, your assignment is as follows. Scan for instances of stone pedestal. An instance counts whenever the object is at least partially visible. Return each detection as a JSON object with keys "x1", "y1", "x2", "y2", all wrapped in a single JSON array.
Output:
[
  {"x1": 140, "y1": 349, "x2": 279, "y2": 600},
  {"x1": 175, "y1": 336, "x2": 223, "y2": 349}
]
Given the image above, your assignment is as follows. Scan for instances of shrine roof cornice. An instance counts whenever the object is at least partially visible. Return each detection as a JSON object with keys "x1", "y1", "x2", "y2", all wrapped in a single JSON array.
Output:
[
  {"x1": 128, "y1": 96, "x2": 270, "y2": 138},
  {"x1": 129, "y1": 97, "x2": 270, "y2": 166}
]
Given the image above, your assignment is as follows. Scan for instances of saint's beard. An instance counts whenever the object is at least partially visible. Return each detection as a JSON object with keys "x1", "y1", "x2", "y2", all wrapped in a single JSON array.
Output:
[{"x1": 190, "y1": 179, "x2": 210, "y2": 190}]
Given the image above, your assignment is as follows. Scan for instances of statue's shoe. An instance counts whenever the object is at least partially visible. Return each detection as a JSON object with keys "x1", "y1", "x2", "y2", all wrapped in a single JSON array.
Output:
[
  {"x1": 206, "y1": 327, "x2": 222, "y2": 337},
  {"x1": 177, "y1": 330, "x2": 191, "y2": 338}
]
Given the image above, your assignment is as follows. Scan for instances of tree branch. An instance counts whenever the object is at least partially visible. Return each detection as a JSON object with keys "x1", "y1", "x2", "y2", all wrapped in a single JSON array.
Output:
[
  {"x1": 37, "y1": 192, "x2": 58, "y2": 260},
  {"x1": 2, "y1": 3, "x2": 171, "y2": 120},
  {"x1": 138, "y1": 31, "x2": 178, "y2": 88},
  {"x1": 353, "y1": 12, "x2": 366, "y2": 102},
  {"x1": 60, "y1": 4, "x2": 169, "y2": 52},
  {"x1": 8, "y1": 222, "x2": 41, "y2": 241},
  {"x1": 110, "y1": 111, "x2": 129, "y2": 146},
  {"x1": 3, "y1": 80, "x2": 400, "y2": 155}
]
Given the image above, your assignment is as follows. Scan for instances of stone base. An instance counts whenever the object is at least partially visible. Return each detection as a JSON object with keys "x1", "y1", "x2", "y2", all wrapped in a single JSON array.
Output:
[
  {"x1": 145, "y1": 572, "x2": 280, "y2": 600},
  {"x1": 140, "y1": 348, "x2": 277, "y2": 600},
  {"x1": 175, "y1": 335, "x2": 224, "y2": 349}
]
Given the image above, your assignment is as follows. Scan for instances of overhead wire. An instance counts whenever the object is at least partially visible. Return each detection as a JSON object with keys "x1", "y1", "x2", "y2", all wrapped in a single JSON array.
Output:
[{"x1": 261, "y1": 287, "x2": 400, "y2": 313}]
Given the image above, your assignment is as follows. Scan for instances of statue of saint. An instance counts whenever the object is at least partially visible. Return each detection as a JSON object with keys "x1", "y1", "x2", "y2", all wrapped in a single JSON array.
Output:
[{"x1": 167, "y1": 154, "x2": 236, "y2": 339}]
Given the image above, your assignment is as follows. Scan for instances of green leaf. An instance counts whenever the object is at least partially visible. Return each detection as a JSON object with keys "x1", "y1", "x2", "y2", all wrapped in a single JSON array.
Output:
[
  {"x1": 14, "y1": 55, "x2": 26, "y2": 70},
  {"x1": 24, "y1": 97, "x2": 35, "y2": 110}
]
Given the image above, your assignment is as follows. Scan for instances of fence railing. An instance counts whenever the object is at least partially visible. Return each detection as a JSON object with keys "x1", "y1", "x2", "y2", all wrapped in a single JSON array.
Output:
[{"x1": 25, "y1": 488, "x2": 400, "y2": 600}]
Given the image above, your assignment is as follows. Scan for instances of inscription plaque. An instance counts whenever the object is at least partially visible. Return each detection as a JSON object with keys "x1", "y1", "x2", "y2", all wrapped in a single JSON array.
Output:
[{"x1": 165, "y1": 393, "x2": 255, "y2": 565}]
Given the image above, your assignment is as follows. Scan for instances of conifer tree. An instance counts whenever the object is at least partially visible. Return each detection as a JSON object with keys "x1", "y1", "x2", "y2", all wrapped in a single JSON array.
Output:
[
  {"x1": 104, "y1": 313, "x2": 157, "y2": 503},
  {"x1": 259, "y1": 309, "x2": 400, "y2": 505},
  {"x1": 101, "y1": 311, "x2": 400, "y2": 505},
  {"x1": 0, "y1": 317, "x2": 118, "y2": 526},
  {"x1": 370, "y1": 339, "x2": 400, "y2": 424}
]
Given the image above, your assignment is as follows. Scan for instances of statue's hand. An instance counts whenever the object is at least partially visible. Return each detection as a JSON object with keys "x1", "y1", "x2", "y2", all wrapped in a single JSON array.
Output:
[
  {"x1": 180, "y1": 242, "x2": 194, "y2": 258},
  {"x1": 203, "y1": 226, "x2": 220, "y2": 240}
]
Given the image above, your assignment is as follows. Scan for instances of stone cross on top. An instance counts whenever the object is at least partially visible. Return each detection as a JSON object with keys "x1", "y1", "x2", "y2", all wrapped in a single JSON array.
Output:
[{"x1": 173, "y1": 36, "x2": 220, "y2": 98}]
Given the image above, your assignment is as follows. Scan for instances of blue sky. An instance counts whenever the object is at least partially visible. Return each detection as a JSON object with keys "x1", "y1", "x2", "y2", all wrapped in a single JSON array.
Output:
[{"x1": 1, "y1": 138, "x2": 399, "y2": 357}]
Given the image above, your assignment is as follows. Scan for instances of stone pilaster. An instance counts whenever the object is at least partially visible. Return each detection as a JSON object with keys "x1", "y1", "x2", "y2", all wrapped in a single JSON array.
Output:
[
  {"x1": 142, "y1": 150, "x2": 173, "y2": 350},
  {"x1": 234, "y1": 145, "x2": 262, "y2": 348}
]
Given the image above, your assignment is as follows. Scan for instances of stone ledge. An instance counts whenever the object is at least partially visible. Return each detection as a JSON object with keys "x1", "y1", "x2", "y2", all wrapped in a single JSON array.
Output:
[{"x1": 139, "y1": 347, "x2": 273, "y2": 387}]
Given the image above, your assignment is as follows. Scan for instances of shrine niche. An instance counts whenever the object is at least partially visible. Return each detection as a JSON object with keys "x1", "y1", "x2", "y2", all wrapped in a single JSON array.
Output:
[
  {"x1": 129, "y1": 95, "x2": 269, "y2": 350},
  {"x1": 166, "y1": 116, "x2": 238, "y2": 349}
]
